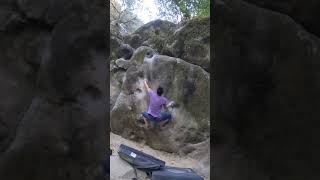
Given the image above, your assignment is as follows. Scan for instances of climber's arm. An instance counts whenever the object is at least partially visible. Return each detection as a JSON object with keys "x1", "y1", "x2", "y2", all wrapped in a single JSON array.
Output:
[{"x1": 144, "y1": 79, "x2": 152, "y2": 92}]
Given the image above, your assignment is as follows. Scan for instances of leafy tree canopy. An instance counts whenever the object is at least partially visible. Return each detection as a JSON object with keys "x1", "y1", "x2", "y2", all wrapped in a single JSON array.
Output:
[
  {"x1": 155, "y1": 0, "x2": 210, "y2": 21},
  {"x1": 110, "y1": 0, "x2": 210, "y2": 37},
  {"x1": 110, "y1": 0, "x2": 143, "y2": 36}
]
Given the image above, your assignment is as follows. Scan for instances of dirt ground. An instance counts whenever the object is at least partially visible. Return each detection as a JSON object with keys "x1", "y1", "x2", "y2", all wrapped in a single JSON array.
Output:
[{"x1": 110, "y1": 132, "x2": 208, "y2": 180}]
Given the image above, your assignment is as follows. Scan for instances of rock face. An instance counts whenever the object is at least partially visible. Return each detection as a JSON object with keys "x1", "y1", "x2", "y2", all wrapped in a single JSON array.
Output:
[
  {"x1": 110, "y1": 48, "x2": 210, "y2": 154},
  {"x1": 110, "y1": 36, "x2": 122, "y2": 60},
  {"x1": 0, "y1": 0, "x2": 107, "y2": 180},
  {"x1": 124, "y1": 18, "x2": 210, "y2": 71},
  {"x1": 116, "y1": 44, "x2": 134, "y2": 60},
  {"x1": 110, "y1": 66, "x2": 126, "y2": 110},
  {"x1": 124, "y1": 19, "x2": 177, "y2": 52},
  {"x1": 214, "y1": 0, "x2": 320, "y2": 180},
  {"x1": 168, "y1": 17, "x2": 210, "y2": 71}
]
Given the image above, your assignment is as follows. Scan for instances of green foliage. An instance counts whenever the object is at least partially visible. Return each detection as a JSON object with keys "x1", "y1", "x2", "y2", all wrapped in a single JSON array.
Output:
[
  {"x1": 156, "y1": 0, "x2": 210, "y2": 21},
  {"x1": 156, "y1": 0, "x2": 182, "y2": 22},
  {"x1": 110, "y1": 0, "x2": 143, "y2": 36}
]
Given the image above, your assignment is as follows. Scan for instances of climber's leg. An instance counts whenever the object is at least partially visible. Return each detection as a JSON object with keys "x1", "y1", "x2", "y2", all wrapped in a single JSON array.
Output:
[
  {"x1": 159, "y1": 112, "x2": 172, "y2": 128},
  {"x1": 142, "y1": 111, "x2": 151, "y2": 129},
  {"x1": 143, "y1": 117, "x2": 149, "y2": 128}
]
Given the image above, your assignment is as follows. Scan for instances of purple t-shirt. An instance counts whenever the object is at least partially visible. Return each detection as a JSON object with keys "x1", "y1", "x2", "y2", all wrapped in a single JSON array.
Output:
[{"x1": 147, "y1": 90, "x2": 168, "y2": 118}]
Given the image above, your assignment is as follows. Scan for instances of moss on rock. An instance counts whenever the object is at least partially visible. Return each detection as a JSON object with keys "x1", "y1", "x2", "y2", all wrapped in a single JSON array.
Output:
[{"x1": 168, "y1": 16, "x2": 210, "y2": 71}]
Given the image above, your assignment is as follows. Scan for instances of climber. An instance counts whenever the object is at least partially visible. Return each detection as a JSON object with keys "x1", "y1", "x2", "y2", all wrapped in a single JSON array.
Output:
[{"x1": 142, "y1": 79, "x2": 175, "y2": 129}]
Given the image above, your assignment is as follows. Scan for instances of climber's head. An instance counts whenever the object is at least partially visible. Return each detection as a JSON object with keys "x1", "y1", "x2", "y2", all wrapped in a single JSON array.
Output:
[{"x1": 157, "y1": 87, "x2": 164, "y2": 96}]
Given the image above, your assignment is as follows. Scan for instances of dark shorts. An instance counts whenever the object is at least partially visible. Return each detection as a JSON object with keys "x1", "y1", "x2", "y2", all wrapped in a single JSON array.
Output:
[{"x1": 142, "y1": 111, "x2": 172, "y2": 122}]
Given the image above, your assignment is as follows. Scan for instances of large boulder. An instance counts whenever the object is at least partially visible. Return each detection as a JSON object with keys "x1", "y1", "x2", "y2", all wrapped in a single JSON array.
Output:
[
  {"x1": 110, "y1": 46, "x2": 156, "y2": 110},
  {"x1": 214, "y1": 0, "x2": 320, "y2": 179},
  {"x1": 110, "y1": 36, "x2": 122, "y2": 60},
  {"x1": 167, "y1": 17, "x2": 210, "y2": 71},
  {"x1": 110, "y1": 68, "x2": 126, "y2": 110},
  {"x1": 124, "y1": 19, "x2": 177, "y2": 52},
  {"x1": 110, "y1": 47, "x2": 210, "y2": 154},
  {"x1": 116, "y1": 44, "x2": 134, "y2": 60},
  {"x1": 129, "y1": 46, "x2": 156, "y2": 64},
  {"x1": 124, "y1": 18, "x2": 210, "y2": 71},
  {"x1": 124, "y1": 33, "x2": 143, "y2": 49},
  {"x1": 0, "y1": 0, "x2": 108, "y2": 180},
  {"x1": 115, "y1": 58, "x2": 131, "y2": 70}
]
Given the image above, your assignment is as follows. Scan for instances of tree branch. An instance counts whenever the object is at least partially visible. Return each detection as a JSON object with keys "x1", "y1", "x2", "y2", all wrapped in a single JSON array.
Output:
[
  {"x1": 111, "y1": 1, "x2": 121, "y2": 15},
  {"x1": 121, "y1": 15, "x2": 138, "y2": 24},
  {"x1": 111, "y1": 1, "x2": 125, "y2": 22}
]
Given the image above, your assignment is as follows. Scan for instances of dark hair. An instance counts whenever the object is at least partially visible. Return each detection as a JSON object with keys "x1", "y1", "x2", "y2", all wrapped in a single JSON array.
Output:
[{"x1": 157, "y1": 87, "x2": 164, "y2": 96}]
